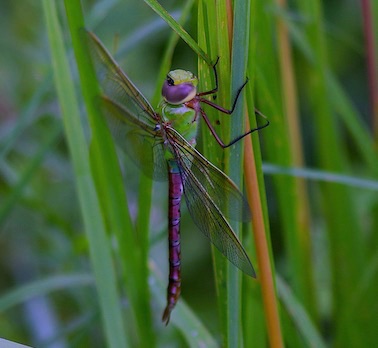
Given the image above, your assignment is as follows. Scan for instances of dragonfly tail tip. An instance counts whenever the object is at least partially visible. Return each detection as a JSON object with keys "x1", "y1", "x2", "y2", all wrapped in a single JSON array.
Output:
[{"x1": 162, "y1": 307, "x2": 172, "y2": 326}]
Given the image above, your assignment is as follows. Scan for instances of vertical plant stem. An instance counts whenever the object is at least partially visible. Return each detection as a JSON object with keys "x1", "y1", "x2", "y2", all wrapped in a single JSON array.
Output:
[
  {"x1": 360, "y1": 0, "x2": 378, "y2": 144},
  {"x1": 275, "y1": 0, "x2": 317, "y2": 320},
  {"x1": 244, "y1": 120, "x2": 284, "y2": 348}
]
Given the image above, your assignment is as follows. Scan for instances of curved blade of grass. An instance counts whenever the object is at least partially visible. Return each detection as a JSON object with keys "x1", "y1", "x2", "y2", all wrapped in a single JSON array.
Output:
[
  {"x1": 143, "y1": 0, "x2": 212, "y2": 65},
  {"x1": 67, "y1": 6, "x2": 157, "y2": 347},
  {"x1": 0, "y1": 274, "x2": 93, "y2": 312},
  {"x1": 0, "y1": 338, "x2": 32, "y2": 348},
  {"x1": 117, "y1": 11, "x2": 181, "y2": 57},
  {"x1": 149, "y1": 262, "x2": 218, "y2": 347},
  {"x1": 262, "y1": 163, "x2": 378, "y2": 190},
  {"x1": 43, "y1": 1, "x2": 129, "y2": 347},
  {"x1": 276, "y1": 275, "x2": 327, "y2": 348}
]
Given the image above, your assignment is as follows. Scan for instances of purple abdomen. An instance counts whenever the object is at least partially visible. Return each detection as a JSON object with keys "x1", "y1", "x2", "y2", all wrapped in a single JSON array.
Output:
[{"x1": 162, "y1": 170, "x2": 183, "y2": 325}]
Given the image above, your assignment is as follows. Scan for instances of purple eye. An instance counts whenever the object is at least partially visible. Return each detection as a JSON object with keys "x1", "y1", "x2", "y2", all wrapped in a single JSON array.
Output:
[{"x1": 162, "y1": 80, "x2": 197, "y2": 105}]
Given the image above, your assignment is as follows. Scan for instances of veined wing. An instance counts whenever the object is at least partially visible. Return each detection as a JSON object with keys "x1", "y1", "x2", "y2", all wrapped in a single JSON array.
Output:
[
  {"x1": 166, "y1": 128, "x2": 255, "y2": 276},
  {"x1": 100, "y1": 96, "x2": 167, "y2": 180},
  {"x1": 84, "y1": 30, "x2": 158, "y2": 126},
  {"x1": 167, "y1": 128, "x2": 251, "y2": 222}
]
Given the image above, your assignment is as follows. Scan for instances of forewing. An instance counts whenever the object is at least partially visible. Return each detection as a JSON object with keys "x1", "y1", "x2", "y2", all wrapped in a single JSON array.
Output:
[
  {"x1": 85, "y1": 30, "x2": 158, "y2": 126},
  {"x1": 167, "y1": 129, "x2": 251, "y2": 222},
  {"x1": 166, "y1": 128, "x2": 255, "y2": 276},
  {"x1": 101, "y1": 96, "x2": 167, "y2": 180}
]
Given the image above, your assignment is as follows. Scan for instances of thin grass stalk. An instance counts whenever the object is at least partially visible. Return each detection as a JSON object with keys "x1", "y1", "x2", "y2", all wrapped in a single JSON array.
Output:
[
  {"x1": 275, "y1": 0, "x2": 317, "y2": 321},
  {"x1": 360, "y1": 0, "x2": 378, "y2": 143},
  {"x1": 144, "y1": 0, "x2": 211, "y2": 64},
  {"x1": 244, "y1": 119, "x2": 284, "y2": 348}
]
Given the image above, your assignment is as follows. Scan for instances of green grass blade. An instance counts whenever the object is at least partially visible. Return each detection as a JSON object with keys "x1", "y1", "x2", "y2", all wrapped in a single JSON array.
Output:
[
  {"x1": 263, "y1": 163, "x2": 378, "y2": 190},
  {"x1": 0, "y1": 274, "x2": 93, "y2": 312},
  {"x1": 43, "y1": 1, "x2": 129, "y2": 347},
  {"x1": 65, "y1": 2, "x2": 157, "y2": 345},
  {"x1": 276, "y1": 276, "x2": 327, "y2": 348},
  {"x1": 150, "y1": 263, "x2": 218, "y2": 347},
  {"x1": 227, "y1": 1, "x2": 252, "y2": 347},
  {"x1": 143, "y1": 0, "x2": 211, "y2": 64},
  {"x1": 197, "y1": 1, "x2": 231, "y2": 343}
]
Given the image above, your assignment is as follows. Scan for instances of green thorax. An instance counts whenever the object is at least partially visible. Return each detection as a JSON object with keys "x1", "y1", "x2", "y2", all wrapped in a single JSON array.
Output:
[
  {"x1": 160, "y1": 69, "x2": 199, "y2": 166},
  {"x1": 160, "y1": 101, "x2": 198, "y2": 146}
]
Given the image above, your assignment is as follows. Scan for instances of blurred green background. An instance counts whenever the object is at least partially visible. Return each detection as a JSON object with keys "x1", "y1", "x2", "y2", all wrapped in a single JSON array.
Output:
[{"x1": 1, "y1": 0, "x2": 377, "y2": 347}]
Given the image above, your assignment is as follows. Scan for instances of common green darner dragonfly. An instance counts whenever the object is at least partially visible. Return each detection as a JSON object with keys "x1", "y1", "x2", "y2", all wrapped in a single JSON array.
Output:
[{"x1": 85, "y1": 30, "x2": 268, "y2": 324}]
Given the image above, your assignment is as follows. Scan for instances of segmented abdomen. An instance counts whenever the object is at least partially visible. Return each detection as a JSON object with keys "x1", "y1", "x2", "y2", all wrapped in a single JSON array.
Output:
[{"x1": 162, "y1": 169, "x2": 183, "y2": 325}]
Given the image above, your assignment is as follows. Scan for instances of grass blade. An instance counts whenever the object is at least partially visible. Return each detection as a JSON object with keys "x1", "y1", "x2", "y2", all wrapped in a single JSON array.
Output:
[
  {"x1": 43, "y1": 1, "x2": 129, "y2": 347},
  {"x1": 143, "y1": 0, "x2": 211, "y2": 64}
]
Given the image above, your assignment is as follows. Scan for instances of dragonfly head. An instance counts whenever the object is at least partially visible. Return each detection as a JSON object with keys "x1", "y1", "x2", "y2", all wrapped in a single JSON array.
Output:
[{"x1": 162, "y1": 69, "x2": 198, "y2": 105}]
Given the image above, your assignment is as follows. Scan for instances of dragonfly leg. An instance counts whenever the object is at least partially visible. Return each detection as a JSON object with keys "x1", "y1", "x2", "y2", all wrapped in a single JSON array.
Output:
[
  {"x1": 200, "y1": 108, "x2": 270, "y2": 148},
  {"x1": 195, "y1": 59, "x2": 267, "y2": 148},
  {"x1": 197, "y1": 57, "x2": 220, "y2": 97},
  {"x1": 199, "y1": 78, "x2": 249, "y2": 115}
]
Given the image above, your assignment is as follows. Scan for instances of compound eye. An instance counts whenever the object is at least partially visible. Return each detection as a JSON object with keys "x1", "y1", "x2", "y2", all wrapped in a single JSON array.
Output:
[
  {"x1": 167, "y1": 76, "x2": 174, "y2": 86},
  {"x1": 162, "y1": 80, "x2": 197, "y2": 105}
]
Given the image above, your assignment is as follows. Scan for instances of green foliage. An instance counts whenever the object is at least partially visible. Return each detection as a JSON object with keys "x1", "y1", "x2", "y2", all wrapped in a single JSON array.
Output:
[{"x1": 1, "y1": 0, "x2": 377, "y2": 347}]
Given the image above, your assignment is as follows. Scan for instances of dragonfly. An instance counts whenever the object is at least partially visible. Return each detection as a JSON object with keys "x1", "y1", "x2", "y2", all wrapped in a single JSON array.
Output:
[{"x1": 85, "y1": 30, "x2": 269, "y2": 324}]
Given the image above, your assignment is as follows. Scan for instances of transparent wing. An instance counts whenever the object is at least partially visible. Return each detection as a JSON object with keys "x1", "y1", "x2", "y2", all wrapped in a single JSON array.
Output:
[
  {"x1": 166, "y1": 128, "x2": 255, "y2": 276},
  {"x1": 84, "y1": 30, "x2": 159, "y2": 127},
  {"x1": 84, "y1": 30, "x2": 167, "y2": 180},
  {"x1": 166, "y1": 129, "x2": 251, "y2": 222},
  {"x1": 100, "y1": 96, "x2": 167, "y2": 180}
]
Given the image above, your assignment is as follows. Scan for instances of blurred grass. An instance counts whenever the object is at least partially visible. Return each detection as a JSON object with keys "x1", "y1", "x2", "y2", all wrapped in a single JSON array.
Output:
[{"x1": 1, "y1": 0, "x2": 377, "y2": 347}]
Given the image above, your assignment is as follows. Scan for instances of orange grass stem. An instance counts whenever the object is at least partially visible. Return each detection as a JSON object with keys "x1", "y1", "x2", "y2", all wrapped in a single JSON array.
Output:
[{"x1": 244, "y1": 118, "x2": 284, "y2": 348}]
